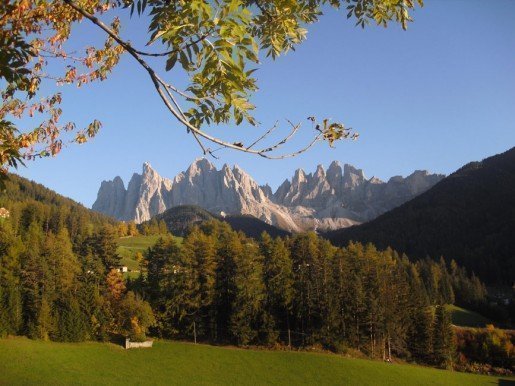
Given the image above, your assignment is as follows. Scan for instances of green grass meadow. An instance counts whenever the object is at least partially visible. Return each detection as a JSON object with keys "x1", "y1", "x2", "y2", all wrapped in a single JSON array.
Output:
[
  {"x1": 0, "y1": 337, "x2": 513, "y2": 385},
  {"x1": 116, "y1": 235, "x2": 182, "y2": 273},
  {"x1": 446, "y1": 304, "x2": 492, "y2": 328}
]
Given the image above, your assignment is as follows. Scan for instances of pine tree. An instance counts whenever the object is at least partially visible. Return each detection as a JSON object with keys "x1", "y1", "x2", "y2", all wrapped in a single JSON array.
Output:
[
  {"x1": 106, "y1": 268, "x2": 126, "y2": 301},
  {"x1": 212, "y1": 226, "x2": 239, "y2": 342},
  {"x1": 438, "y1": 257, "x2": 455, "y2": 304},
  {"x1": 289, "y1": 232, "x2": 321, "y2": 345},
  {"x1": 55, "y1": 296, "x2": 88, "y2": 342},
  {"x1": 145, "y1": 235, "x2": 181, "y2": 301},
  {"x1": 144, "y1": 235, "x2": 181, "y2": 336},
  {"x1": 432, "y1": 305, "x2": 455, "y2": 368},
  {"x1": 21, "y1": 222, "x2": 46, "y2": 337},
  {"x1": 160, "y1": 228, "x2": 217, "y2": 339},
  {"x1": 89, "y1": 225, "x2": 120, "y2": 270},
  {"x1": 261, "y1": 234, "x2": 293, "y2": 345},
  {"x1": 34, "y1": 296, "x2": 54, "y2": 341},
  {"x1": 158, "y1": 220, "x2": 168, "y2": 235},
  {"x1": 230, "y1": 241, "x2": 266, "y2": 345},
  {"x1": 127, "y1": 221, "x2": 138, "y2": 236},
  {"x1": 409, "y1": 306, "x2": 433, "y2": 363},
  {"x1": 0, "y1": 222, "x2": 23, "y2": 335}
]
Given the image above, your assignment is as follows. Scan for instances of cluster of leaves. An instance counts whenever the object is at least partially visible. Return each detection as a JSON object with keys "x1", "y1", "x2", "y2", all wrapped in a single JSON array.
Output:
[
  {"x1": 308, "y1": 116, "x2": 359, "y2": 147},
  {"x1": 346, "y1": 0, "x2": 424, "y2": 29}
]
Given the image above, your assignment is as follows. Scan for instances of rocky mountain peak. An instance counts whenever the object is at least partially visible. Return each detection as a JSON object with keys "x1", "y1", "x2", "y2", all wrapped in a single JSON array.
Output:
[
  {"x1": 326, "y1": 161, "x2": 343, "y2": 191},
  {"x1": 328, "y1": 160, "x2": 342, "y2": 169},
  {"x1": 141, "y1": 162, "x2": 159, "y2": 180},
  {"x1": 315, "y1": 164, "x2": 325, "y2": 178},
  {"x1": 187, "y1": 157, "x2": 215, "y2": 176},
  {"x1": 343, "y1": 164, "x2": 365, "y2": 189},
  {"x1": 261, "y1": 184, "x2": 273, "y2": 198},
  {"x1": 92, "y1": 176, "x2": 127, "y2": 219},
  {"x1": 232, "y1": 164, "x2": 245, "y2": 175},
  {"x1": 142, "y1": 161, "x2": 154, "y2": 173},
  {"x1": 112, "y1": 175, "x2": 125, "y2": 187},
  {"x1": 292, "y1": 168, "x2": 307, "y2": 184}
]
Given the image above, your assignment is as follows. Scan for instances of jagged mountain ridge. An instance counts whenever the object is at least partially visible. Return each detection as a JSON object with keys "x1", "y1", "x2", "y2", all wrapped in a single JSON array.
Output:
[{"x1": 92, "y1": 159, "x2": 444, "y2": 232}]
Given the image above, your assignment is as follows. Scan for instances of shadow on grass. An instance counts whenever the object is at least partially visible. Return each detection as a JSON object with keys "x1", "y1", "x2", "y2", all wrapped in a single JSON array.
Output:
[
  {"x1": 450, "y1": 307, "x2": 488, "y2": 327},
  {"x1": 498, "y1": 379, "x2": 515, "y2": 385},
  {"x1": 109, "y1": 334, "x2": 126, "y2": 349}
]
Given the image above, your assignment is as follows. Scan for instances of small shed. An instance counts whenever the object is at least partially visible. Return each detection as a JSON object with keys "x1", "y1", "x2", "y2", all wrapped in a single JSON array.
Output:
[{"x1": 119, "y1": 266, "x2": 128, "y2": 273}]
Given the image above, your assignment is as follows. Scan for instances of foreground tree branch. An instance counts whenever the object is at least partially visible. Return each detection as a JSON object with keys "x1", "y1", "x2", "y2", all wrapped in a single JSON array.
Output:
[
  {"x1": 64, "y1": 0, "x2": 355, "y2": 159},
  {"x1": 1, "y1": 0, "x2": 422, "y2": 183}
]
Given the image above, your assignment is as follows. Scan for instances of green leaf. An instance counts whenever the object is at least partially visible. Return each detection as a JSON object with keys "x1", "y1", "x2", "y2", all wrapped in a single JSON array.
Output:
[{"x1": 165, "y1": 53, "x2": 178, "y2": 71}]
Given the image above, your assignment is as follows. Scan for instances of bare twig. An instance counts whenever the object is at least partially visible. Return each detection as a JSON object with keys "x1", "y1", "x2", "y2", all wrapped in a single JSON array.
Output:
[
  {"x1": 246, "y1": 120, "x2": 277, "y2": 150},
  {"x1": 260, "y1": 119, "x2": 300, "y2": 153}
]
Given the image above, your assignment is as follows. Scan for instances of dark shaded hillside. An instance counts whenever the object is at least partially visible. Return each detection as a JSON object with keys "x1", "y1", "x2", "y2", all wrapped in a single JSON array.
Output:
[
  {"x1": 149, "y1": 205, "x2": 290, "y2": 239},
  {"x1": 0, "y1": 173, "x2": 117, "y2": 234},
  {"x1": 325, "y1": 147, "x2": 515, "y2": 284},
  {"x1": 151, "y1": 205, "x2": 215, "y2": 236}
]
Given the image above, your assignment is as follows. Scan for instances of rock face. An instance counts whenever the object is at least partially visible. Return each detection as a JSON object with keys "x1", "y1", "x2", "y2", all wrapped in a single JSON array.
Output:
[
  {"x1": 93, "y1": 162, "x2": 173, "y2": 223},
  {"x1": 92, "y1": 159, "x2": 444, "y2": 232}
]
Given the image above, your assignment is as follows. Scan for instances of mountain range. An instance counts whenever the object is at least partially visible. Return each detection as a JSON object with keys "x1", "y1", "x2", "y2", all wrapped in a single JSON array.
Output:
[{"x1": 92, "y1": 159, "x2": 444, "y2": 232}]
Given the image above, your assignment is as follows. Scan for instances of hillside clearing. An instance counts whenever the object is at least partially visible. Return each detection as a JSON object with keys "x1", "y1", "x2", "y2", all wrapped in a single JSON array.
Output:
[
  {"x1": 116, "y1": 235, "x2": 182, "y2": 271},
  {"x1": 446, "y1": 305, "x2": 492, "y2": 328},
  {"x1": 0, "y1": 338, "x2": 512, "y2": 385}
]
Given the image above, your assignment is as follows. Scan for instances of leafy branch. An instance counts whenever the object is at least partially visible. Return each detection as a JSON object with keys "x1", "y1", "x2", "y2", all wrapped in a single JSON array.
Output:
[{"x1": 64, "y1": 0, "x2": 358, "y2": 159}]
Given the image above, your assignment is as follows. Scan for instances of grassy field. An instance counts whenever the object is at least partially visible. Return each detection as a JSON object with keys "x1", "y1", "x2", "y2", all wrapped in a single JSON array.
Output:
[
  {"x1": 116, "y1": 235, "x2": 182, "y2": 272},
  {"x1": 0, "y1": 337, "x2": 513, "y2": 385},
  {"x1": 446, "y1": 305, "x2": 492, "y2": 328}
]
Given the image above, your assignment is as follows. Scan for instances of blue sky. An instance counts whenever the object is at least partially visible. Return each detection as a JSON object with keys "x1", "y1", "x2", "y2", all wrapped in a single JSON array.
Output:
[{"x1": 16, "y1": 0, "x2": 515, "y2": 207}]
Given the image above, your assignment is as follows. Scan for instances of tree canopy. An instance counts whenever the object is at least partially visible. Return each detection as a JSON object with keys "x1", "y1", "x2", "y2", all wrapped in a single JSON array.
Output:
[{"x1": 1, "y1": 0, "x2": 423, "y2": 183}]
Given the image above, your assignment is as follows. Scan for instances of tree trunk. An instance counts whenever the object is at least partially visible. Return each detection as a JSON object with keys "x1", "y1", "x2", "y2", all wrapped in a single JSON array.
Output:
[{"x1": 387, "y1": 332, "x2": 392, "y2": 362}]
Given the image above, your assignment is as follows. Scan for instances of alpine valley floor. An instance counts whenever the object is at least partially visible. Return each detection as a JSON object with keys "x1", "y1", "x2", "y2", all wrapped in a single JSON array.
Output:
[{"x1": 0, "y1": 337, "x2": 513, "y2": 385}]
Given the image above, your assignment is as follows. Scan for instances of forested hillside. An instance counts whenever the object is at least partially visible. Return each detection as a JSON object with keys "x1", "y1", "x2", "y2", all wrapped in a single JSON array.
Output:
[
  {"x1": 0, "y1": 173, "x2": 154, "y2": 342},
  {"x1": 0, "y1": 174, "x2": 117, "y2": 240},
  {"x1": 325, "y1": 147, "x2": 515, "y2": 285}
]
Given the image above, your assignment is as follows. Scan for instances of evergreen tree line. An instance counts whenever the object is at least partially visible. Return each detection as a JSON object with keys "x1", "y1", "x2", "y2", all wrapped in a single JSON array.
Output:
[
  {"x1": 136, "y1": 218, "x2": 168, "y2": 236},
  {"x1": 134, "y1": 220, "x2": 486, "y2": 368},
  {"x1": 0, "y1": 196, "x2": 154, "y2": 342}
]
